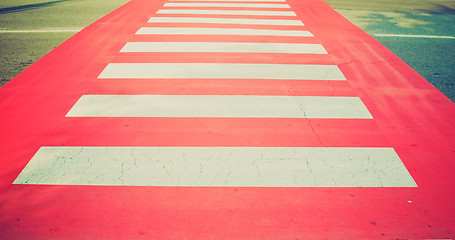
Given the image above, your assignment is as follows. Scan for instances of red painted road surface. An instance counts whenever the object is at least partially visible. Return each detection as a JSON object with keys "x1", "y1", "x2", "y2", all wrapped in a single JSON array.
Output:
[{"x1": 1, "y1": 0, "x2": 455, "y2": 239}]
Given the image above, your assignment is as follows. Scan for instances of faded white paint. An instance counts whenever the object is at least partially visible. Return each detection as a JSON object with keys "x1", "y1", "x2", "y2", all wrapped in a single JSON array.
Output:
[
  {"x1": 14, "y1": 147, "x2": 417, "y2": 187},
  {"x1": 66, "y1": 95, "x2": 372, "y2": 119},
  {"x1": 374, "y1": 33, "x2": 455, "y2": 39},
  {"x1": 148, "y1": 17, "x2": 304, "y2": 26},
  {"x1": 157, "y1": 9, "x2": 296, "y2": 16},
  {"x1": 136, "y1": 27, "x2": 312, "y2": 36},
  {"x1": 163, "y1": 3, "x2": 291, "y2": 8},
  {"x1": 98, "y1": 63, "x2": 344, "y2": 80},
  {"x1": 0, "y1": 29, "x2": 82, "y2": 33},
  {"x1": 168, "y1": 0, "x2": 286, "y2": 1},
  {"x1": 120, "y1": 42, "x2": 327, "y2": 54}
]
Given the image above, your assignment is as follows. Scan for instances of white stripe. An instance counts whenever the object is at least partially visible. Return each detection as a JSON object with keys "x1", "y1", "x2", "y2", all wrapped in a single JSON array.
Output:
[
  {"x1": 120, "y1": 42, "x2": 327, "y2": 54},
  {"x1": 374, "y1": 33, "x2": 455, "y2": 39},
  {"x1": 66, "y1": 95, "x2": 371, "y2": 119},
  {"x1": 98, "y1": 63, "x2": 344, "y2": 80},
  {"x1": 169, "y1": 0, "x2": 286, "y2": 1},
  {"x1": 148, "y1": 17, "x2": 304, "y2": 26},
  {"x1": 157, "y1": 9, "x2": 296, "y2": 16},
  {"x1": 136, "y1": 27, "x2": 313, "y2": 37},
  {"x1": 14, "y1": 147, "x2": 417, "y2": 187},
  {"x1": 0, "y1": 29, "x2": 82, "y2": 33},
  {"x1": 163, "y1": 3, "x2": 291, "y2": 8}
]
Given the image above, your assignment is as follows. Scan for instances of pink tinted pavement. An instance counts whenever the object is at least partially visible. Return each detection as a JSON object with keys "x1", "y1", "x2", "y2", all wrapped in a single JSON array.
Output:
[{"x1": 0, "y1": 0, "x2": 454, "y2": 239}]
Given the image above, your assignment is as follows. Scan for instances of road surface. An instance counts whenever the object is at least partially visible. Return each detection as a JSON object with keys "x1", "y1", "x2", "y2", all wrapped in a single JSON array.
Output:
[{"x1": 0, "y1": 0, "x2": 454, "y2": 239}]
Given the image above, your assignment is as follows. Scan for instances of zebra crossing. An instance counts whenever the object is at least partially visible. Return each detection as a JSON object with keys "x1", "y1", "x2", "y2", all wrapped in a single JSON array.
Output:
[
  {"x1": 14, "y1": 147, "x2": 414, "y2": 187},
  {"x1": 162, "y1": 3, "x2": 291, "y2": 8},
  {"x1": 120, "y1": 42, "x2": 326, "y2": 53},
  {"x1": 4, "y1": 0, "x2": 455, "y2": 238},
  {"x1": 147, "y1": 17, "x2": 304, "y2": 25},
  {"x1": 98, "y1": 63, "x2": 344, "y2": 79},
  {"x1": 135, "y1": 27, "x2": 313, "y2": 36},
  {"x1": 65, "y1": 95, "x2": 372, "y2": 118},
  {"x1": 13, "y1": 0, "x2": 417, "y2": 187}
]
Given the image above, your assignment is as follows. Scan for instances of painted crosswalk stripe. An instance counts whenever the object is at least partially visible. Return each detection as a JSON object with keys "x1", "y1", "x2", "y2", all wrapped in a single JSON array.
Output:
[
  {"x1": 98, "y1": 63, "x2": 344, "y2": 80},
  {"x1": 163, "y1": 3, "x2": 291, "y2": 8},
  {"x1": 66, "y1": 95, "x2": 372, "y2": 119},
  {"x1": 148, "y1": 17, "x2": 304, "y2": 26},
  {"x1": 13, "y1": 147, "x2": 417, "y2": 187},
  {"x1": 136, "y1": 27, "x2": 312, "y2": 37},
  {"x1": 120, "y1": 42, "x2": 327, "y2": 54},
  {"x1": 157, "y1": 9, "x2": 296, "y2": 16},
  {"x1": 169, "y1": 0, "x2": 286, "y2": 2},
  {"x1": 169, "y1": 0, "x2": 286, "y2": 1}
]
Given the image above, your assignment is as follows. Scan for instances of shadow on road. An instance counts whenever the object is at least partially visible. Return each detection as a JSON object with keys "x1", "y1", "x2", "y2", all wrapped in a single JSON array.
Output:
[
  {"x1": 419, "y1": 4, "x2": 455, "y2": 15},
  {"x1": 0, "y1": 0, "x2": 73, "y2": 14},
  {"x1": 355, "y1": 11, "x2": 454, "y2": 35}
]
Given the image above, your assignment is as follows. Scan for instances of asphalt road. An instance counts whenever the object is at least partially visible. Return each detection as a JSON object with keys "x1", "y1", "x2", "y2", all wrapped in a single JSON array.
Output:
[
  {"x1": 0, "y1": 0, "x2": 454, "y2": 101},
  {"x1": 0, "y1": 0, "x2": 130, "y2": 87},
  {"x1": 325, "y1": 0, "x2": 455, "y2": 101},
  {"x1": 0, "y1": 0, "x2": 454, "y2": 238}
]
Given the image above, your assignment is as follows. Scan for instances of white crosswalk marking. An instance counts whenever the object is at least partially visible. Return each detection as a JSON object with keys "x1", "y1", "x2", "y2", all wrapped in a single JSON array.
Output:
[
  {"x1": 136, "y1": 27, "x2": 313, "y2": 36},
  {"x1": 157, "y1": 9, "x2": 296, "y2": 16},
  {"x1": 66, "y1": 95, "x2": 373, "y2": 119},
  {"x1": 148, "y1": 17, "x2": 304, "y2": 26},
  {"x1": 98, "y1": 63, "x2": 345, "y2": 80},
  {"x1": 168, "y1": 0, "x2": 286, "y2": 1},
  {"x1": 13, "y1": 147, "x2": 417, "y2": 187},
  {"x1": 163, "y1": 3, "x2": 291, "y2": 8},
  {"x1": 120, "y1": 42, "x2": 327, "y2": 54},
  {"x1": 13, "y1": 0, "x2": 418, "y2": 189}
]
